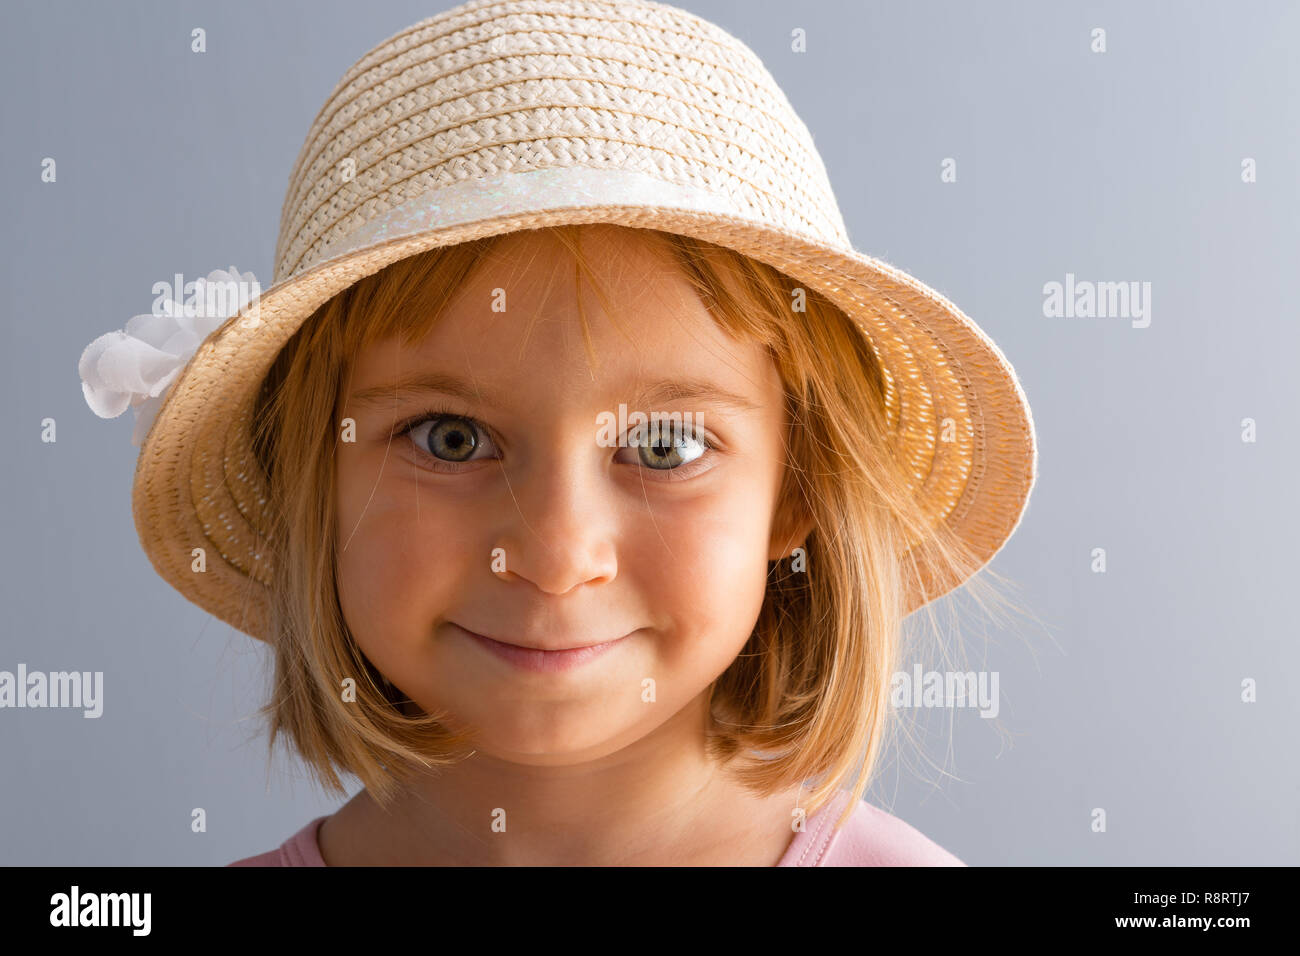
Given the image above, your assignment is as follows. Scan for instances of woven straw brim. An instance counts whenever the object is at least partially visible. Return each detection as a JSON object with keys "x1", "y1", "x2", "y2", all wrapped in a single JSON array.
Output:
[{"x1": 131, "y1": 203, "x2": 1036, "y2": 640}]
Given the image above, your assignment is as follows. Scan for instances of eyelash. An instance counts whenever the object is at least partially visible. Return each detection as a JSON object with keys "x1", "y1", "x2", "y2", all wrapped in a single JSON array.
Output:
[{"x1": 391, "y1": 405, "x2": 720, "y2": 480}]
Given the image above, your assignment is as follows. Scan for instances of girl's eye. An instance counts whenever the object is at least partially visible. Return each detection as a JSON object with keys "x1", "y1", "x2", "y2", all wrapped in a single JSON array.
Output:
[
  {"x1": 394, "y1": 410, "x2": 717, "y2": 478},
  {"x1": 401, "y1": 413, "x2": 497, "y2": 467},
  {"x1": 614, "y1": 425, "x2": 714, "y2": 477}
]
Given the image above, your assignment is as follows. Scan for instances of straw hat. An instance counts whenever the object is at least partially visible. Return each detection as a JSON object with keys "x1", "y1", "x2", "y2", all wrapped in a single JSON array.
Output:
[{"x1": 79, "y1": 0, "x2": 1037, "y2": 640}]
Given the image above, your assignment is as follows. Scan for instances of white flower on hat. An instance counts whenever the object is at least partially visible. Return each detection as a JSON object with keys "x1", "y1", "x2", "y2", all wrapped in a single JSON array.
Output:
[{"x1": 79, "y1": 266, "x2": 260, "y2": 447}]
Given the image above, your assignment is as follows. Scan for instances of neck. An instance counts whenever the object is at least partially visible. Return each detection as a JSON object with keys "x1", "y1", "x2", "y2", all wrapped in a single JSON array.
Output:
[{"x1": 324, "y1": 692, "x2": 798, "y2": 865}]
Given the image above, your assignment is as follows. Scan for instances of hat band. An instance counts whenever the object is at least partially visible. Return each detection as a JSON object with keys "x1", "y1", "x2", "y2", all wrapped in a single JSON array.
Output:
[{"x1": 308, "y1": 165, "x2": 755, "y2": 274}]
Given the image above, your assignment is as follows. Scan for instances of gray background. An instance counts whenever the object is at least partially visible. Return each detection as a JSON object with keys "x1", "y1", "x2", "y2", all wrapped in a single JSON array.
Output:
[{"x1": 2, "y1": 0, "x2": 1296, "y2": 865}]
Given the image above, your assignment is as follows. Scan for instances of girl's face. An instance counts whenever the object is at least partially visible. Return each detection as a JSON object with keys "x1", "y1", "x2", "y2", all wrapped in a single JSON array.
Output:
[{"x1": 335, "y1": 226, "x2": 799, "y2": 764}]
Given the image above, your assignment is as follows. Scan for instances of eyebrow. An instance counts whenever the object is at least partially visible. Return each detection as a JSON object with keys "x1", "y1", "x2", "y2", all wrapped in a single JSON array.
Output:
[{"x1": 348, "y1": 371, "x2": 762, "y2": 413}]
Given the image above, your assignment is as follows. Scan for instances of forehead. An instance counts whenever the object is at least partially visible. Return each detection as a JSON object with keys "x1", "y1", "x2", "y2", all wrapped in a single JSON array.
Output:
[{"x1": 346, "y1": 226, "x2": 783, "y2": 415}]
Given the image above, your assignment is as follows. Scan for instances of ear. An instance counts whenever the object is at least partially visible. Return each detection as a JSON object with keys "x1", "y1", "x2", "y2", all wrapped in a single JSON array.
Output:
[{"x1": 767, "y1": 508, "x2": 816, "y2": 562}]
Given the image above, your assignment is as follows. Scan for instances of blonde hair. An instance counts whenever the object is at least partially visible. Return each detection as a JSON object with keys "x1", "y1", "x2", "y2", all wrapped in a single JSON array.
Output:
[{"x1": 249, "y1": 224, "x2": 1022, "y2": 838}]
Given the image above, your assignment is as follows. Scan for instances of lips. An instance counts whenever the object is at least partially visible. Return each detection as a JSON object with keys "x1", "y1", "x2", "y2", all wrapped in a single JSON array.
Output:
[{"x1": 451, "y1": 623, "x2": 632, "y2": 673}]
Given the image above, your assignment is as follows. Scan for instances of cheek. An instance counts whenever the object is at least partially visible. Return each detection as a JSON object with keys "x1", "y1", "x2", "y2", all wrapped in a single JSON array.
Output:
[
  {"x1": 630, "y1": 483, "x2": 775, "y2": 677},
  {"x1": 333, "y1": 454, "x2": 473, "y2": 671}
]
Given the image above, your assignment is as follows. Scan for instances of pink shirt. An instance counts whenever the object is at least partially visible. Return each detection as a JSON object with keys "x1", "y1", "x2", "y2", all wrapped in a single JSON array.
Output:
[{"x1": 228, "y1": 789, "x2": 965, "y2": 866}]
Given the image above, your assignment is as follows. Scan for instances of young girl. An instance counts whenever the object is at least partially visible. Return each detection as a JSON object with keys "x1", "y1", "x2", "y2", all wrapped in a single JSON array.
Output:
[{"x1": 79, "y1": 0, "x2": 1036, "y2": 866}]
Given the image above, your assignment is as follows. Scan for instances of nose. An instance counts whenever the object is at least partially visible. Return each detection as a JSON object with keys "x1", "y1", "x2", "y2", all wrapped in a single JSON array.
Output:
[{"x1": 492, "y1": 449, "x2": 619, "y2": 595}]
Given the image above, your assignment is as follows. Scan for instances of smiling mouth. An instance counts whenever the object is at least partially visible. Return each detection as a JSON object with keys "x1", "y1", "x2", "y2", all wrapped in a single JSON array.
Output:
[{"x1": 451, "y1": 624, "x2": 633, "y2": 673}]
